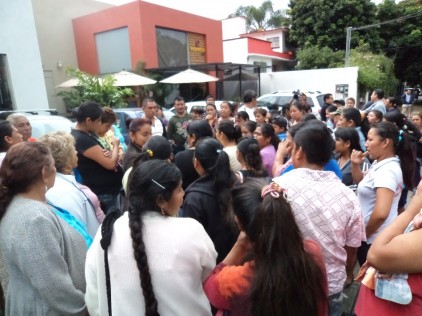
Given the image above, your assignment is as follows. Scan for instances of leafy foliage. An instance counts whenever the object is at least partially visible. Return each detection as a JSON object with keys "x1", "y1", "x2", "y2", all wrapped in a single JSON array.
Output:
[
  {"x1": 57, "y1": 68, "x2": 134, "y2": 111},
  {"x1": 377, "y1": 0, "x2": 422, "y2": 86},
  {"x1": 229, "y1": 1, "x2": 289, "y2": 31},
  {"x1": 296, "y1": 46, "x2": 344, "y2": 69},
  {"x1": 295, "y1": 43, "x2": 398, "y2": 96},
  {"x1": 289, "y1": 0, "x2": 381, "y2": 51},
  {"x1": 349, "y1": 43, "x2": 398, "y2": 95}
]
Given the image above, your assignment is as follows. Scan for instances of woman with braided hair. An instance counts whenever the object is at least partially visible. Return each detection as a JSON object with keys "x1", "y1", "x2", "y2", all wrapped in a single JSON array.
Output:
[{"x1": 85, "y1": 160, "x2": 217, "y2": 315}]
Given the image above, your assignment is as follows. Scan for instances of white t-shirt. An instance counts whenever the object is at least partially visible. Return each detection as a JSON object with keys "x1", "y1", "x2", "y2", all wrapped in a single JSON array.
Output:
[
  {"x1": 143, "y1": 115, "x2": 163, "y2": 136},
  {"x1": 223, "y1": 146, "x2": 241, "y2": 172},
  {"x1": 85, "y1": 212, "x2": 217, "y2": 316},
  {"x1": 357, "y1": 157, "x2": 403, "y2": 243},
  {"x1": 238, "y1": 105, "x2": 256, "y2": 122}
]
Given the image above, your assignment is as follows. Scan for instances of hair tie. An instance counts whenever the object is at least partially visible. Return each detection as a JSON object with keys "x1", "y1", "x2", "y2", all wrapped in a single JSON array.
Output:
[
  {"x1": 147, "y1": 149, "x2": 153, "y2": 157},
  {"x1": 261, "y1": 182, "x2": 286, "y2": 199},
  {"x1": 398, "y1": 130, "x2": 403, "y2": 142}
]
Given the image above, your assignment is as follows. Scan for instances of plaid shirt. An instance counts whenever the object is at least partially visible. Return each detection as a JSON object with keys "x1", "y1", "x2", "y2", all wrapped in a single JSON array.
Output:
[{"x1": 273, "y1": 168, "x2": 366, "y2": 295}]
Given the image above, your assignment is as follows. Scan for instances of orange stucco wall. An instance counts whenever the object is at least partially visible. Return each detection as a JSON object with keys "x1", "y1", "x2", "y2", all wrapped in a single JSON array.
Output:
[{"x1": 72, "y1": 1, "x2": 223, "y2": 75}]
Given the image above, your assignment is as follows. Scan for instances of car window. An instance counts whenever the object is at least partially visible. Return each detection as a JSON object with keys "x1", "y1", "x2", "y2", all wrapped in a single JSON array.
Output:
[
  {"x1": 276, "y1": 96, "x2": 294, "y2": 106},
  {"x1": 257, "y1": 96, "x2": 278, "y2": 107},
  {"x1": 316, "y1": 95, "x2": 325, "y2": 107},
  {"x1": 30, "y1": 119, "x2": 73, "y2": 139}
]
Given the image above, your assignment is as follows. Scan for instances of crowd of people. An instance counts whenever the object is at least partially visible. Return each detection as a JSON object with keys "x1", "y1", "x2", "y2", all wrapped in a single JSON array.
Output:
[{"x1": 0, "y1": 87, "x2": 422, "y2": 316}]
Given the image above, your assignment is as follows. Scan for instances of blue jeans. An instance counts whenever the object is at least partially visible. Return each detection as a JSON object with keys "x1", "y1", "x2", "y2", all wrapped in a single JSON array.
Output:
[{"x1": 328, "y1": 291, "x2": 343, "y2": 316}]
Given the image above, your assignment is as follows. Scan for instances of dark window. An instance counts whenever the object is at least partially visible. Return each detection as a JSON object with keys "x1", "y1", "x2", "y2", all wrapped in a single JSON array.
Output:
[
  {"x1": 0, "y1": 55, "x2": 13, "y2": 110},
  {"x1": 156, "y1": 28, "x2": 188, "y2": 67}
]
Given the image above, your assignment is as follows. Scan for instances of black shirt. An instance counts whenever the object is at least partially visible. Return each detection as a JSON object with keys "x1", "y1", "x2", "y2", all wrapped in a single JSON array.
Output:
[{"x1": 71, "y1": 129, "x2": 123, "y2": 195}]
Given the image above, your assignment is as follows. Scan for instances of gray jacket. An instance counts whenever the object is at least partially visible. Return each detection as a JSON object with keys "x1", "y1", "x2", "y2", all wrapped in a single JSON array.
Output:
[{"x1": 0, "y1": 196, "x2": 86, "y2": 315}]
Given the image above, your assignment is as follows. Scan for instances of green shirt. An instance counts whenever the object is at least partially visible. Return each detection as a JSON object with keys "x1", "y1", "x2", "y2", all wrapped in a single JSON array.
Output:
[{"x1": 167, "y1": 113, "x2": 191, "y2": 146}]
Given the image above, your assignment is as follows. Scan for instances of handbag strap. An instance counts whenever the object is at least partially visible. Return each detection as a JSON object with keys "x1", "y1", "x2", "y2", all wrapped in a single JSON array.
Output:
[{"x1": 100, "y1": 211, "x2": 122, "y2": 316}]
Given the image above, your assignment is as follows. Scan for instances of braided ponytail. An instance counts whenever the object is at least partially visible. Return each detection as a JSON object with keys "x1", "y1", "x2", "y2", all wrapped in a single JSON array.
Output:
[
  {"x1": 126, "y1": 160, "x2": 181, "y2": 315},
  {"x1": 128, "y1": 207, "x2": 159, "y2": 316}
]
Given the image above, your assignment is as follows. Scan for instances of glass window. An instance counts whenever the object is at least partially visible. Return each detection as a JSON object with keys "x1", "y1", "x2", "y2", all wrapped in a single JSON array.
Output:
[
  {"x1": 95, "y1": 27, "x2": 131, "y2": 74},
  {"x1": 156, "y1": 28, "x2": 188, "y2": 67},
  {"x1": 267, "y1": 37, "x2": 280, "y2": 49},
  {"x1": 0, "y1": 54, "x2": 13, "y2": 110},
  {"x1": 253, "y1": 61, "x2": 267, "y2": 73}
]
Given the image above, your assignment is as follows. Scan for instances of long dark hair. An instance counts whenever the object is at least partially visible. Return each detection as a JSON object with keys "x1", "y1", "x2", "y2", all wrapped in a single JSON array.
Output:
[
  {"x1": 342, "y1": 107, "x2": 370, "y2": 138},
  {"x1": 186, "y1": 120, "x2": 213, "y2": 147},
  {"x1": 237, "y1": 137, "x2": 265, "y2": 176},
  {"x1": 259, "y1": 123, "x2": 279, "y2": 150},
  {"x1": 372, "y1": 121, "x2": 415, "y2": 189},
  {"x1": 217, "y1": 120, "x2": 241, "y2": 143},
  {"x1": 384, "y1": 111, "x2": 421, "y2": 142},
  {"x1": 334, "y1": 127, "x2": 363, "y2": 153},
  {"x1": 0, "y1": 142, "x2": 52, "y2": 220},
  {"x1": 232, "y1": 179, "x2": 326, "y2": 316},
  {"x1": 194, "y1": 137, "x2": 236, "y2": 222},
  {"x1": 127, "y1": 160, "x2": 181, "y2": 316},
  {"x1": 0, "y1": 120, "x2": 14, "y2": 152}
]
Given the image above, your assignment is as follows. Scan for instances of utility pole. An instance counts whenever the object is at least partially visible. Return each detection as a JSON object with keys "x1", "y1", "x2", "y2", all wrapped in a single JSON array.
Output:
[
  {"x1": 344, "y1": 23, "x2": 379, "y2": 67},
  {"x1": 344, "y1": 11, "x2": 422, "y2": 67},
  {"x1": 345, "y1": 27, "x2": 352, "y2": 67}
]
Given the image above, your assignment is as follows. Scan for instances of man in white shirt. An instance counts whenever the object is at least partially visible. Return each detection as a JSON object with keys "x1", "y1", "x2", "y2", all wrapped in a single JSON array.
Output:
[
  {"x1": 142, "y1": 98, "x2": 163, "y2": 136},
  {"x1": 238, "y1": 90, "x2": 257, "y2": 122}
]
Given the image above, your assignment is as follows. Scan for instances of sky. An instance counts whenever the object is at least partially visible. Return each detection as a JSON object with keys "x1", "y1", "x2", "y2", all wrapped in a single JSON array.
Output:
[{"x1": 96, "y1": 0, "x2": 385, "y2": 20}]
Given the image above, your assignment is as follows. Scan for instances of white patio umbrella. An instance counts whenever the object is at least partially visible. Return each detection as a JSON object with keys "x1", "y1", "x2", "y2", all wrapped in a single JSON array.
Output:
[
  {"x1": 55, "y1": 78, "x2": 81, "y2": 88},
  {"x1": 160, "y1": 68, "x2": 219, "y2": 84},
  {"x1": 55, "y1": 76, "x2": 103, "y2": 88},
  {"x1": 112, "y1": 70, "x2": 156, "y2": 86}
]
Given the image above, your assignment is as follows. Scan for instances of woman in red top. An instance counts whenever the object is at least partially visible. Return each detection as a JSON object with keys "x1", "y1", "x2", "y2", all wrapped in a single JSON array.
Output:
[{"x1": 204, "y1": 179, "x2": 328, "y2": 316}]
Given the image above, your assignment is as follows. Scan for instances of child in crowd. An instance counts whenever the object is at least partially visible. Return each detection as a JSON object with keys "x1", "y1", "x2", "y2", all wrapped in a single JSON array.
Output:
[
  {"x1": 254, "y1": 108, "x2": 267, "y2": 125},
  {"x1": 240, "y1": 121, "x2": 257, "y2": 137},
  {"x1": 271, "y1": 116, "x2": 288, "y2": 141},
  {"x1": 367, "y1": 110, "x2": 383, "y2": 126},
  {"x1": 236, "y1": 111, "x2": 250, "y2": 126}
]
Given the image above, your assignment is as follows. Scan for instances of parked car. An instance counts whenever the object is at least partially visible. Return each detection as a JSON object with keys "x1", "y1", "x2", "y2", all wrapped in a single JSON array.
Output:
[
  {"x1": 167, "y1": 100, "x2": 227, "y2": 118},
  {"x1": 26, "y1": 114, "x2": 74, "y2": 139},
  {"x1": 257, "y1": 90, "x2": 325, "y2": 118},
  {"x1": 113, "y1": 108, "x2": 144, "y2": 144}
]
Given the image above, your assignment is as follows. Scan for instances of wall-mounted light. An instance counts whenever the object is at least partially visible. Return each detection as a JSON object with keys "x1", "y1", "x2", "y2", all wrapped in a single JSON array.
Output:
[{"x1": 57, "y1": 60, "x2": 63, "y2": 68}]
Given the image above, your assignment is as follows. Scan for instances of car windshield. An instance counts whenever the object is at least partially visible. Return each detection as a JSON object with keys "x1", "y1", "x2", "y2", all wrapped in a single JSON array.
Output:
[
  {"x1": 29, "y1": 118, "x2": 73, "y2": 138},
  {"x1": 258, "y1": 95, "x2": 315, "y2": 107}
]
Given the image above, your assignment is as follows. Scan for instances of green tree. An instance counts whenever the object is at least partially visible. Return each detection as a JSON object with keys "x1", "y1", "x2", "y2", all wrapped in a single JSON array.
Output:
[
  {"x1": 296, "y1": 45, "x2": 344, "y2": 69},
  {"x1": 295, "y1": 43, "x2": 398, "y2": 96},
  {"x1": 229, "y1": 1, "x2": 289, "y2": 31},
  {"x1": 377, "y1": 0, "x2": 422, "y2": 86},
  {"x1": 289, "y1": 0, "x2": 381, "y2": 51},
  {"x1": 349, "y1": 44, "x2": 398, "y2": 96},
  {"x1": 57, "y1": 68, "x2": 134, "y2": 111}
]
